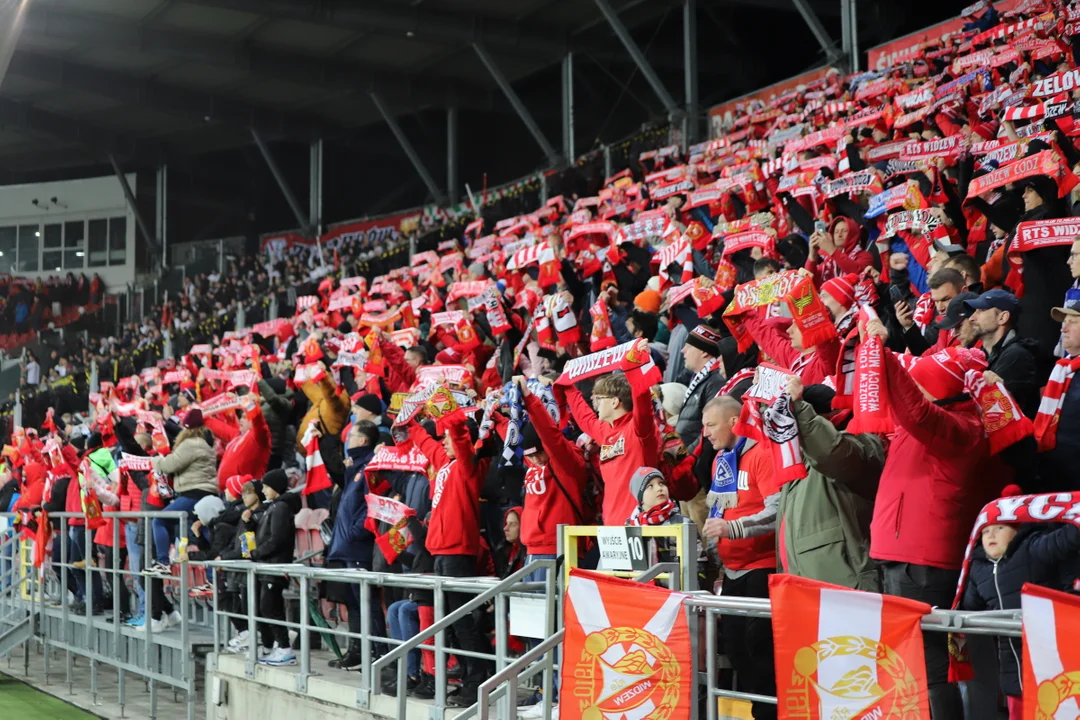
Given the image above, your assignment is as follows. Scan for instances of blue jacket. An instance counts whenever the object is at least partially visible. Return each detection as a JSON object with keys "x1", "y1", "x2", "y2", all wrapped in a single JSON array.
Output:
[{"x1": 327, "y1": 446, "x2": 375, "y2": 565}]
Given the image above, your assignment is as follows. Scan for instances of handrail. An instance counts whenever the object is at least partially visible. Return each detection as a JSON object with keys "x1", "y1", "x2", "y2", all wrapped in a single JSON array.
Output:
[
  {"x1": 370, "y1": 558, "x2": 556, "y2": 718},
  {"x1": 459, "y1": 561, "x2": 682, "y2": 720}
]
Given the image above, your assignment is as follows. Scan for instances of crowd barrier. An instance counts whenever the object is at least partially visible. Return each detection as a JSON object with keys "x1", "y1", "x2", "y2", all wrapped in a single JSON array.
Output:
[{"x1": 0, "y1": 509, "x2": 1027, "y2": 720}]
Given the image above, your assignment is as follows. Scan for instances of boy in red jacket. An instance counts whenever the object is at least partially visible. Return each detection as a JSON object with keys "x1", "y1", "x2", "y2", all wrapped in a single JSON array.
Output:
[
  {"x1": 555, "y1": 371, "x2": 658, "y2": 525},
  {"x1": 406, "y1": 409, "x2": 491, "y2": 707}
]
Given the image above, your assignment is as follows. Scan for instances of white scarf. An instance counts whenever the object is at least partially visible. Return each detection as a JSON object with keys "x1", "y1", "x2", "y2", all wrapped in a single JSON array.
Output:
[{"x1": 685, "y1": 358, "x2": 719, "y2": 400}]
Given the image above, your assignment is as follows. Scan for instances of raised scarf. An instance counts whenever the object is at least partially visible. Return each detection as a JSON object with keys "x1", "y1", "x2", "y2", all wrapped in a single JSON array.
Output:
[
  {"x1": 589, "y1": 299, "x2": 617, "y2": 351},
  {"x1": 502, "y1": 382, "x2": 524, "y2": 464},
  {"x1": 846, "y1": 334, "x2": 893, "y2": 434},
  {"x1": 718, "y1": 368, "x2": 756, "y2": 397},
  {"x1": 786, "y1": 273, "x2": 838, "y2": 350},
  {"x1": 963, "y1": 369, "x2": 1034, "y2": 455},
  {"x1": 301, "y1": 422, "x2": 332, "y2": 496},
  {"x1": 736, "y1": 365, "x2": 808, "y2": 485},
  {"x1": 708, "y1": 436, "x2": 746, "y2": 517},
  {"x1": 1034, "y1": 356, "x2": 1080, "y2": 451},
  {"x1": 629, "y1": 499, "x2": 678, "y2": 527},
  {"x1": 364, "y1": 493, "x2": 416, "y2": 564}
]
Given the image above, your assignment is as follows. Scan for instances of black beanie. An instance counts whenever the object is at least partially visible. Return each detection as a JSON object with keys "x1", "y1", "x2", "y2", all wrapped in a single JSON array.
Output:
[
  {"x1": 521, "y1": 423, "x2": 541, "y2": 456},
  {"x1": 262, "y1": 468, "x2": 289, "y2": 496},
  {"x1": 354, "y1": 393, "x2": 383, "y2": 417},
  {"x1": 685, "y1": 324, "x2": 722, "y2": 356}
]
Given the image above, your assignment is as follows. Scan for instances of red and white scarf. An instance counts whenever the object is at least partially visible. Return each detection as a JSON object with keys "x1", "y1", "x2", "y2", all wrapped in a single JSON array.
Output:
[
  {"x1": 717, "y1": 368, "x2": 756, "y2": 397},
  {"x1": 964, "y1": 369, "x2": 1035, "y2": 455},
  {"x1": 301, "y1": 423, "x2": 332, "y2": 496},
  {"x1": 364, "y1": 493, "x2": 415, "y2": 563},
  {"x1": 735, "y1": 365, "x2": 808, "y2": 485},
  {"x1": 1034, "y1": 356, "x2": 1080, "y2": 451},
  {"x1": 628, "y1": 499, "x2": 678, "y2": 526}
]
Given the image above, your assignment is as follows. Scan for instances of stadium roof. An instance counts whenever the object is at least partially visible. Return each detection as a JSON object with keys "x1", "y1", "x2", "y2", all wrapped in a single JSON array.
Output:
[{"x1": 0, "y1": 0, "x2": 849, "y2": 174}]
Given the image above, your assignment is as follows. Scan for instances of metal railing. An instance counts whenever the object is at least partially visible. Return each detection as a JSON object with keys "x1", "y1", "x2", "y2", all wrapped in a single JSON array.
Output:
[
  {"x1": 0, "y1": 510, "x2": 198, "y2": 720},
  {"x1": 195, "y1": 556, "x2": 560, "y2": 719}
]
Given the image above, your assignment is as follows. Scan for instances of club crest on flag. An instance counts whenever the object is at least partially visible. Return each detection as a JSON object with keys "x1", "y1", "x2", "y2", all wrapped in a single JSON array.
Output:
[
  {"x1": 978, "y1": 385, "x2": 1017, "y2": 433},
  {"x1": 561, "y1": 569, "x2": 692, "y2": 720},
  {"x1": 770, "y1": 574, "x2": 932, "y2": 720},
  {"x1": 1021, "y1": 583, "x2": 1080, "y2": 720}
]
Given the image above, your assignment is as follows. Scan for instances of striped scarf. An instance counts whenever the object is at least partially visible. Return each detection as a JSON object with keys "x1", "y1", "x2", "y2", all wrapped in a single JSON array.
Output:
[
  {"x1": 718, "y1": 368, "x2": 756, "y2": 397},
  {"x1": 684, "y1": 358, "x2": 719, "y2": 400},
  {"x1": 502, "y1": 382, "x2": 524, "y2": 464},
  {"x1": 1034, "y1": 356, "x2": 1080, "y2": 451},
  {"x1": 301, "y1": 423, "x2": 331, "y2": 495}
]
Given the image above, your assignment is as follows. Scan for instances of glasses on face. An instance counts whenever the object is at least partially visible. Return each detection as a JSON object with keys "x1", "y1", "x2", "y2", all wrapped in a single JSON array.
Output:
[{"x1": 591, "y1": 394, "x2": 613, "y2": 406}]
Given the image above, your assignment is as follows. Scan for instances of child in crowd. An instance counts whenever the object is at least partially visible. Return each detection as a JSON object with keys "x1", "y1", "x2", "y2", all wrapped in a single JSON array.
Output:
[
  {"x1": 960, "y1": 486, "x2": 1080, "y2": 720},
  {"x1": 627, "y1": 467, "x2": 691, "y2": 566},
  {"x1": 244, "y1": 468, "x2": 298, "y2": 666}
]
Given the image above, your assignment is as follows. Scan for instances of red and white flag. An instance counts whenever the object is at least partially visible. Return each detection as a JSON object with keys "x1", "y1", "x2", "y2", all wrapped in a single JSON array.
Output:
[
  {"x1": 770, "y1": 574, "x2": 932, "y2": 720},
  {"x1": 560, "y1": 568, "x2": 693, "y2": 720},
  {"x1": 300, "y1": 423, "x2": 331, "y2": 495},
  {"x1": 1021, "y1": 583, "x2": 1080, "y2": 720}
]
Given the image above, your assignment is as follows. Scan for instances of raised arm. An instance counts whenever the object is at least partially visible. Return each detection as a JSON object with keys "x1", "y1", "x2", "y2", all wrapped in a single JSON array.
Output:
[{"x1": 882, "y1": 349, "x2": 982, "y2": 452}]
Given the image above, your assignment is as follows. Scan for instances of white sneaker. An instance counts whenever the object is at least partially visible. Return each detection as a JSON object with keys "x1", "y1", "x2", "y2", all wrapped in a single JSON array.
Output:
[
  {"x1": 227, "y1": 630, "x2": 249, "y2": 651},
  {"x1": 151, "y1": 616, "x2": 169, "y2": 633},
  {"x1": 518, "y1": 703, "x2": 558, "y2": 719},
  {"x1": 259, "y1": 645, "x2": 297, "y2": 666},
  {"x1": 258, "y1": 645, "x2": 273, "y2": 660},
  {"x1": 166, "y1": 610, "x2": 182, "y2": 628}
]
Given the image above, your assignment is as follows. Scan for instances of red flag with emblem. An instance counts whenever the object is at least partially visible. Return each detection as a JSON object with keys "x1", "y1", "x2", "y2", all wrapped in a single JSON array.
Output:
[
  {"x1": 769, "y1": 574, "x2": 931, "y2": 720},
  {"x1": 560, "y1": 568, "x2": 693, "y2": 720},
  {"x1": 1021, "y1": 583, "x2": 1080, "y2": 720}
]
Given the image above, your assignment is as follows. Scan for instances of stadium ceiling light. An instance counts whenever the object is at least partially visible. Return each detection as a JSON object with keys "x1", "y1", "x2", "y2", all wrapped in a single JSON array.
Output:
[
  {"x1": 75, "y1": 251, "x2": 84, "y2": 257},
  {"x1": 406, "y1": 30, "x2": 415, "y2": 37}
]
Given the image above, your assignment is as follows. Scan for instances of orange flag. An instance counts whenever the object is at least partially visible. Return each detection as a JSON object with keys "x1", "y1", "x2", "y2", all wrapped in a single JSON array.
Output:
[
  {"x1": 769, "y1": 574, "x2": 932, "y2": 720},
  {"x1": 1021, "y1": 583, "x2": 1080, "y2": 720},
  {"x1": 560, "y1": 568, "x2": 693, "y2": 719}
]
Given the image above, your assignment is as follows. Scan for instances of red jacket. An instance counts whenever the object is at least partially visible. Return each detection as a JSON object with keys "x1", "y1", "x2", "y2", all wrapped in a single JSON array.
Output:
[
  {"x1": 521, "y1": 394, "x2": 587, "y2": 554},
  {"x1": 715, "y1": 441, "x2": 777, "y2": 572},
  {"x1": 380, "y1": 337, "x2": 417, "y2": 394},
  {"x1": 409, "y1": 411, "x2": 489, "y2": 557},
  {"x1": 215, "y1": 406, "x2": 271, "y2": 490},
  {"x1": 562, "y1": 383, "x2": 659, "y2": 526},
  {"x1": 869, "y1": 350, "x2": 991, "y2": 570},
  {"x1": 12, "y1": 461, "x2": 45, "y2": 511},
  {"x1": 744, "y1": 311, "x2": 839, "y2": 387}
]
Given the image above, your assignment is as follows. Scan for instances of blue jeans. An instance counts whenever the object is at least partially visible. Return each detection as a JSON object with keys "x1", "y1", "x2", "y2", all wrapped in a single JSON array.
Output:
[
  {"x1": 386, "y1": 599, "x2": 420, "y2": 678},
  {"x1": 125, "y1": 522, "x2": 145, "y2": 617},
  {"x1": 151, "y1": 496, "x2": 205, "y2": 566},
  {"x1": 525, "y1": 553, "x2": 557, "y2": 584},
  {"x1": 68, "y1": 525, "x2": 103, "y2": 606}
]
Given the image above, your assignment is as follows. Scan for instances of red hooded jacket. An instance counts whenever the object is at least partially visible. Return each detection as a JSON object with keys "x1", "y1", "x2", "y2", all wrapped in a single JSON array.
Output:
[
  {"x1": 408, "y1": 410, "x2": 489, "y2": 557},
  {"x1": 520, "y1": 393, "x2": 587, "y2": 554},
  {"x1": 215, "y1": 405, "x2": 271, "y2": 491},
  {"x1": 869, "y1": 350, "x2": 993, "y2": 570}
]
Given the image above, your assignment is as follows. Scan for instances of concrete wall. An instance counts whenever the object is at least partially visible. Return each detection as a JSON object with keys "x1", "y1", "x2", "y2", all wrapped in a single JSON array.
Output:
[{"x1": 0, "y1": 174, "x2": 138, "y2": 292}]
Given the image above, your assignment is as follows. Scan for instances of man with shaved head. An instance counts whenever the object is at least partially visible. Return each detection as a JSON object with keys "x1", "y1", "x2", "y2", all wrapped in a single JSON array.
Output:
[{"x1": 700, "y1": 394, "x2": 779, "y2": 720}]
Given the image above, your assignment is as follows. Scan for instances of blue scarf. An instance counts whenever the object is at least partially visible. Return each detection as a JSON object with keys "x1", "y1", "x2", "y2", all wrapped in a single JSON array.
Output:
[{"x1": 708, "y1": 436, "x2": 746, "y2": 518}]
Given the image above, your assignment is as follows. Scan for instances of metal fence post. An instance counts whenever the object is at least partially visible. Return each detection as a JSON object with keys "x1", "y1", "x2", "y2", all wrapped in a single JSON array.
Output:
[{"x1": 296, "y1": 575, "x2": 310, "y2": 693}]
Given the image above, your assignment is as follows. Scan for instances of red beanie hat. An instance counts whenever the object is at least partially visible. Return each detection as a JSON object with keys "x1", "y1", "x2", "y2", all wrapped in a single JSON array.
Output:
[
  {"x1": 908, "y1": 347, "x2": 987, "y2": 401},
  {"x1": 225, "y1": 474, "x2": 253, "y2": 499},
  {"x1": 821, "y1": 274, "x2": 857, "y2": 310}
]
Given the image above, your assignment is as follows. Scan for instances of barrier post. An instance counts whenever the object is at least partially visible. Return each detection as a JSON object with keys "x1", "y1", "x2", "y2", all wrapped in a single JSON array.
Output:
[{"x1": 296, "y1": 575, "x2": 310, "y2": 693}]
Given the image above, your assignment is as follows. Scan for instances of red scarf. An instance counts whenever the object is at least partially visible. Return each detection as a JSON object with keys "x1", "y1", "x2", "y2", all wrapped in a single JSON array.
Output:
[
  {"x1": 846, "y1": 335, "x2": 893, "y2": 434},
  {"x1": 1034, "y1": 356, "x2": 1080, "y2": 451},
  {"x1": 964, "y1": 369, "x2": 1034, "y2": 455},
  {"x1": 629, "y1": 499, "x2": 678, "y2": 526},
  {"x1": 785, "y1": 274, "x2": 837, "y2": 350},
  {"x1": 589, "y1": 299, "x2": 617, "y2": 351}
]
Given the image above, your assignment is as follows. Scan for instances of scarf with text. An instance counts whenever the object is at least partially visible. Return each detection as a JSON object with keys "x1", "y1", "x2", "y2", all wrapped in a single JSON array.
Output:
[
  {"x1": 364, "y1": 494, "x2": 415, "y2": 564},
  {"x1": 589, "y1": 299, "x2": 617, "y2": 351},
  {"x1": 735, "y1": 365, "x2": 807, "y2": 485},
  {"x1": 846, "y1": 333, "x2": 893, "y2": 435},
  {"x1": 667, "y1": 276, "x2": 726, "y2": 318},
  {"x1": 628, "y1": 499, "x2": 678, "y2": 527},
  {"x1": 301, "y1": 423, "x2": 332, "y2": 496},
  {"x1": 1034, "y1": 356, "x2": 1080, "y2": 451},
  {"x1": 785, "y1": 273, "x2": 838, "y2": 350},
  {"x1": 723, "y1": 270, "x2": 806, "y2": 351},
  {"x1": 554, "y1": 339, "x2": 661, "y2": 389}
]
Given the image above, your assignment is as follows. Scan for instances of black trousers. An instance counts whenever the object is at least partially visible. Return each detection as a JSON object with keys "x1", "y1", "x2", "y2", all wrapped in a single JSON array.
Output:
[
  {"x1": 881, "y1": 562, "x2": 963, "y2": 720},
  {"x1": 97, "y1": 544, "x2": 130, "y2": 616},
  {"x1": 258, "y1": 575, "x2": 289, "y2": 649},
  {"x1": 721, "y1": 568, "x2": 777, "y2": 720},
  {"x1": 433, "y1": 554, "x2": 493, "y2": 687}
]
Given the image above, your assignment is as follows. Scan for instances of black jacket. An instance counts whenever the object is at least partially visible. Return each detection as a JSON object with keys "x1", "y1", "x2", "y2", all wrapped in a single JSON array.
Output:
[
  {"x1": 985, "y1": 331, "x2": 1040, "y2": 419},
  {"x1": 247, "y1": 492, "x2": 299, "y2": 564},
  {"x1": 960, "y1": 524, "x2": 1080, "y2": 696},
  {"x1": 189, "y1": 499, "x2": 246, "y2": 561},
  {"x1": 1015, "y1": 204, "x2": 1071, "y2": 364}
]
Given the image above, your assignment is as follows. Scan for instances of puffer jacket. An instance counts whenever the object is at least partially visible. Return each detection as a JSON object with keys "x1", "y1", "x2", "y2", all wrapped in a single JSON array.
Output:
[
  {"x1": 870, "y1": 351, "x2": 993, "y2": 570},
  {"x1": 151, "y1": 434, "x2": 219, "y2": 497},
  {"x1": 780, "y1": 400, "x2": 882, "y2": 591},
  {"x1": 960, "y1": 524, "x2": 1080, "y2": 696},
  {"x1": 296, "y1": 369, "x2": 350, "y2": 452}
]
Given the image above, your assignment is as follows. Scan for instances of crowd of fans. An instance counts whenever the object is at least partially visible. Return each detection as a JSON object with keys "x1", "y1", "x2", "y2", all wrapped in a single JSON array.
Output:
[{"x1": 7, "y1": 2, "x2": 1080, "y2": 718}]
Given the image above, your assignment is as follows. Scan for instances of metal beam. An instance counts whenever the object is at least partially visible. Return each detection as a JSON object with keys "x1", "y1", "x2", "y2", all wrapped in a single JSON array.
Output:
[
  {"x1": 472, "y1": 43, "x2": 561, "y2": 168},
  {"x1": 848, "y1": 0, "x2": 859, "y2": 73},
  {"x1": 370, "y1": 93, "x2": 446, "y2": 205},
  {"x1": 309, "y1": 139, "x2": 323, "y2": 237},
  {"x1": 590, "y1": 0, "x2": 680, "y2": 118},
  {"x1": 791, "y1": 0, "x2": 842, "y2": 64},
  {"x1": 562, "y1": 53, "x2": 575, "y2": 161},
  {"x1": 156, "y1": 164, "x2": 167, "y2": 268},
  {"x1": 447, "y1": 106, "x2": 459, "y2": 206},
  {"x1": 250, "y1": 129, "x2": 314, "y2": 238},
  {"x1": 683, "y1": 0, "x2": 698, "y2": 145},
  {"x1": 109, "y1": 154, "x2": 161, "y2": 260}
]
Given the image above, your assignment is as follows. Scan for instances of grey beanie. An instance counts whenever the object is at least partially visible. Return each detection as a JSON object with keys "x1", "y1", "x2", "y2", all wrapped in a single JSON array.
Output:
[
  {"x1": 628, "y1": 467, "x2": 665, "y2": 507},
  {"x1": 194, "y1": 495, "x2": 226, "y2": 526}
]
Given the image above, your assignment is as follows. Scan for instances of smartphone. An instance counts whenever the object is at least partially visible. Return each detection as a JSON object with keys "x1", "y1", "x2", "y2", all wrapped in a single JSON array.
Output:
[
  {"x1": 814, "y1": 220, "x2": 827, "y2": 234},
  {"x1": 889, "y1": 286, "x2": 905, "y2": 305}
]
